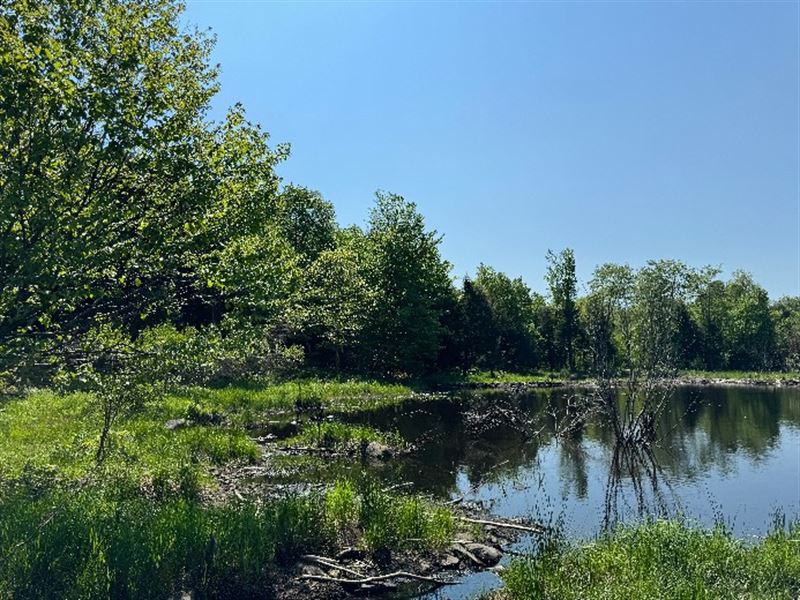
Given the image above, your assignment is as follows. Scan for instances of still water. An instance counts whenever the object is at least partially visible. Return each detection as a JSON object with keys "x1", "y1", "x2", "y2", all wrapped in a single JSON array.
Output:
[{"x1": 352, "y1": 386, "x2": 800, "y2": 598}]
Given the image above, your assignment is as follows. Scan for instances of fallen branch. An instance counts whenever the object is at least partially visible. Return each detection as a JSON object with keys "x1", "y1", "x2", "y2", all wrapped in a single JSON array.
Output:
[
  {"x1": 300, "y1": 555, "x2": 365, "y2": 579},
  {"x1": 459, "y1": 516, "x2": 547, "y2": 534},
  {"x1": 299, "y1": 571, "x2": 453, "y2": 586}
]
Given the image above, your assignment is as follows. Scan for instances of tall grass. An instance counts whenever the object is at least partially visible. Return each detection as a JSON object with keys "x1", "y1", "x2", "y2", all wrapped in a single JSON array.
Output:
[
  {"x1": 500, "y1": 520, "x2": 800, "y2": 600},
  {"x1": 0, "y1": 476, "x2": 455, "y2": 599},
  {"x1": 0, "y1": 482, "x2": 321, "y2": 599}
]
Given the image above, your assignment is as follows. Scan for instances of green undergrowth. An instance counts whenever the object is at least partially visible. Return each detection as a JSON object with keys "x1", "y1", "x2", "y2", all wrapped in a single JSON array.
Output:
[
  {"x1": 0, "y1": 476, "x2": 455, "y2": 599},
  {"x1": 179, "y1": 378, "x2": 413, "y2": 419},
  {"x1": 681, "y1": 370, "x2": 800, "y2": 382},
  {"x1": 0, "y1": 378, "x2": 414, "y2": 485},
  {"x1": 499, "y1": 520, "x2": 800, "y2": 600},
  {"x1": 289, "y1": 421, "x2": 403, "y2": 453},
  {"x1": 465, "y1": 371, "x2": 568, "y2": 384}
]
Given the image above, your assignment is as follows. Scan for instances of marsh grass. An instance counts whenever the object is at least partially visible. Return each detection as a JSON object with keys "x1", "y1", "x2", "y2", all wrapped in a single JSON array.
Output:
[
  {"x1": 466, "y1": 371, "x2": 567, "y2": 384},
  {"x1": 325, "y1": 479, "x2": 455, "y2": 552},
  {"x1": 681, "y1": 370, "x2": 800, "y2": 382},
  {"x1": 0, "y1": 377, "x2": 411, "y2": 484},
  {"x1": 291, "y1": 421, "x2": 402, "y2": 452},
  {"x1": 0, "y1": 482, "x2": 322, "y2": 599},
  {"x1": 0, "y1": 476, "x2": 455, "y2": 599},
  {"x1": 179, "y1": 378, "x2": 413, "y2": 418},
  {"x1": 500, "y1": 520, "x2": 800, "y2": 600},
  {"x1": 0, "y1": 390, "x2": 259, "y2": 484}
]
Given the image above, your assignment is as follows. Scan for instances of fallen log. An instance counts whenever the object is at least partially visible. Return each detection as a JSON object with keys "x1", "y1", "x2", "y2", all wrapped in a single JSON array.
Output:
[
  {"x1": 299, "y1": 571, "x2": 454, "y2": 586},
  {"x1": 300, "y1": 555, "x2": 365, "y2": 579},
  {"x1": 459, "y1": 516, "x2": 547, "y2": 534}
]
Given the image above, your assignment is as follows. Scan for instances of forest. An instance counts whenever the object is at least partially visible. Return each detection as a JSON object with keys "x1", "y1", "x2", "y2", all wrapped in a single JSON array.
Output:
[
  {"x1": 1, "y1": 2, "x2": 799, "y2": 599},
  {"x1": 1, "y1": 0, "x2": 798, "y2": 391}
]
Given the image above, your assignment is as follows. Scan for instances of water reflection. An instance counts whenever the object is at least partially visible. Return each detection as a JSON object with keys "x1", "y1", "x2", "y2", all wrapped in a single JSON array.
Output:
[{"x1": 354, "y1": 386, "x2": 800, "y2": 536}]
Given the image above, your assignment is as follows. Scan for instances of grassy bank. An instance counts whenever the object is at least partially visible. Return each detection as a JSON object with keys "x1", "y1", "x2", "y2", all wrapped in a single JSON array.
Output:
[
  {"x1": 681, "y1": 370, "x2": 800, "y2": 382},
  {"x1": 0, "y1": 476, "x2": 454, "y2": 599},
  {"x1": 0, "y1": 380, "x2": 455, "y2": 597},
  {"x1": 496, "y1": 520, "x2": 800, "y2": 600},
  {"x1": 0, "y1": 379, "x2": 413, "y2": 482}
]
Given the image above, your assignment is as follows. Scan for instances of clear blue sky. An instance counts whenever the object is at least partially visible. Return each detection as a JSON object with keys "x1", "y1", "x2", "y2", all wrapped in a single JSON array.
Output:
[{"x1": 183, "y1": 1, "x2": 799, "y2": 299}]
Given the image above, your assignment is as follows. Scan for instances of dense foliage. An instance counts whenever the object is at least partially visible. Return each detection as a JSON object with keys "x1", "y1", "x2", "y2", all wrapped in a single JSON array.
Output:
[{"x1": 1, "y1": 0, "x2": 797, "y2": 390}]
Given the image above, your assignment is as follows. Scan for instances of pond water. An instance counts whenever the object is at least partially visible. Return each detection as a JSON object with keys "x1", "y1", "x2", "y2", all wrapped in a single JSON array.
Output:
[{"x1": 350, "y1": 385, "x2": 800, "y2": 599}]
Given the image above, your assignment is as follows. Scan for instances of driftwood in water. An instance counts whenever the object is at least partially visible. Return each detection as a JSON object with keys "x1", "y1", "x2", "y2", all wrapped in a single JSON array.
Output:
[{"x1": 459, "y1": 516, "x2": 547, "y2": 533}]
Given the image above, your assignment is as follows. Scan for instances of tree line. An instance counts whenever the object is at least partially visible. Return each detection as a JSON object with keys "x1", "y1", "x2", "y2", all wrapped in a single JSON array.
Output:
[{"x1": 1, "y1": 0, "x2": 797, "y2": 387}]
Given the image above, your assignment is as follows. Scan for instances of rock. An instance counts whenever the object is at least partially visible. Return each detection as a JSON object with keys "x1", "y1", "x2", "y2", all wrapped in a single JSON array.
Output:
[
  {"x1": 364, "y1": 441, "x2": 393, "y2": 461},
  {"x1": 440, "y1": 554, "x2": 461, "y2": 569},
  {"x1": 336, "y1": 547, "x2": 365, "y2": 561},
  {"x1": 299, "y1": 564, "x2": 326, "y2": 577},
  {"x1": 450, "y1": 543, "x2": 482, "y2": 567},
  {"x1": 165, "y1": 418, "x2": 188, "y2": 431},
  {"x1": 466, "y1": 542, "x2": 503, "y2": 566}
]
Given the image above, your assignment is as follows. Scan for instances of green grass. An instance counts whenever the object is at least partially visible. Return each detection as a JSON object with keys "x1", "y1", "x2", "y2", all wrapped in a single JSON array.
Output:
[
  {"x1": 0, "y1": 389, "x2": 259, "y2": 484},
  {"x1": 289, "y1": 421, "x2": 403, "y2": 452},
  {"x1": 0, "y1": 476, "x2": 455, "y2": 599},
  {"x1": 499, "y1": 520, "x2": 800, "y2": 600},
  {"x1": 466, "y1": 371, "x2": 568, "y2": 384},
  {"x1": 681, "y1": 370, "x2": 800, "y2": 382},
  {"x1": 176, "y1": 378, "x2": 414, "y2": 420},
  {"x1": 324, "y1": 479, "x2": 455, "y2": 552},
  {"x1": 0, "y1": 378, "x2": 412, "y2": 484}
]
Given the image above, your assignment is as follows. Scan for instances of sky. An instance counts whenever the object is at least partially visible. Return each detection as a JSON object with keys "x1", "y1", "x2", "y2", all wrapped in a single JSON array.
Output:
[{"x1": 183, "y1": 1, "x2": 799, "y2": 299}]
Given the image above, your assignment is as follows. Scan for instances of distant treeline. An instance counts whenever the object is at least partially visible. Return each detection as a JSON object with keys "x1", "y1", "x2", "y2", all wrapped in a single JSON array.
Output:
[{"x1": 1, "y1": 0, "x2": 797, "y2": 385}]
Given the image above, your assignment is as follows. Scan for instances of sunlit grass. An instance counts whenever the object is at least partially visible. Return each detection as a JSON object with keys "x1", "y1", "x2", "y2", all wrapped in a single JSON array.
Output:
[
  {"x1": 499, "y1": 520, "x2": 800, "y2": 600},
  {"x1": 0, "y1": 476, "x2": 456, "y2": 598},
  {"x1": 0, "y1": 389, "x2": 259, "y2": 483},
  {"x1": 466, "y1": 371, "x2": 567, "y2": 384},
  {"x1": 178, "y1": 378, "x2": 413, "y2": 417},
  {"x1": 681, "y1": 370, "x2": 800, "y2": 382}
]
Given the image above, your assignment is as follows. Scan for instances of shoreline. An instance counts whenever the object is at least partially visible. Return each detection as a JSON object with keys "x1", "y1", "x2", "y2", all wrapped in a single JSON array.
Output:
[{"x1": 443, "y1": 375, "x2": 800, "y2": 392}]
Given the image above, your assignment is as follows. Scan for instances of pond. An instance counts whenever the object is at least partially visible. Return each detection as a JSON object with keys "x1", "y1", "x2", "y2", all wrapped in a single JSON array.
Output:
[{"x1": 349, "y1": 385, "x2": 800, "y2": 599}]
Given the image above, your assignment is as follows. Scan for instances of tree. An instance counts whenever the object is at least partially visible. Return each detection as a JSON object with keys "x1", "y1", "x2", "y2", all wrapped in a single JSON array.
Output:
[
  {"x1": 631, "y1": 260, "x2": 696, "y2": 375},
  {"x1": 722, "y1": 271, "x2": 774, "y2": 370},
  {"x1": 455, "y1": 277, "x2": 499, "y2": 374},
  {"x1": 301, "y1": 228, "x2": 376, "y2": 373},
  {"x1": 474, "y1": 265, "x2": 539, "y2": 371},
  {"x1": 772, "y1": 296, "x2": 800, "y2": 371},
  {"x1": 691, "y1": 277, "x2": 727, "y2": 370},
  {"x1": 0, "y1": 0, "x2": 288, "y2": 379},
  {"x1": 586, "y1": 263, "x2": 636, "y2": 371},
  {"x1": 273, "y1": 185, "x2": 337, "y2": 266},
  {"x1": 360, "y1": 192, "x2": 452, "y2": 377},
  {"x1": 545, "y1": 248, "x2": 579, "y2": 371}
]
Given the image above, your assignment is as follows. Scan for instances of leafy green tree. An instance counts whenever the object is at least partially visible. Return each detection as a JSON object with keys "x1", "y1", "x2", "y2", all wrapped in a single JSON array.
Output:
[
  {"x1": 273, "y1": 185, "x2": 337, "y2": 265},
  {"x1": 631, "y1": 260, "x2": 696, "y2": 375},
  {"x1": 360, "y1": 192, "x2": 452, "y2": 377},
  {"x1": 691, "y1": 277, "x2": 727, "y2": 370},
  {"x1": 301, "y1": 228, "x2": 376, "y2": 373},
  {"x1": 545, "y1": 248, "x2": 579, "y2": 371},
  {"x1": 771, "y1": 296, "x2": 800, "y2": 370},
  {"x1": 531, "y1": 292, "x2": 558, "y2": 370},
  {"x1": 0, "y1": 0, "x2": 288, "y2": 378},
  {"x1": 722, "y1": 271, "x2": 774, "y2": 370},
  {"x1": 474, "y1": 265, "x2": 539, "y2": 371},
  {"x1": 582, "y1": 264, "x2": 634, "y2": 376},
  {"x1": 454, "y1": 277, "x2": 499, "y2": 373},
  {"x1": 586, "y1": 263, "x2": 636, "y2": 370}
]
